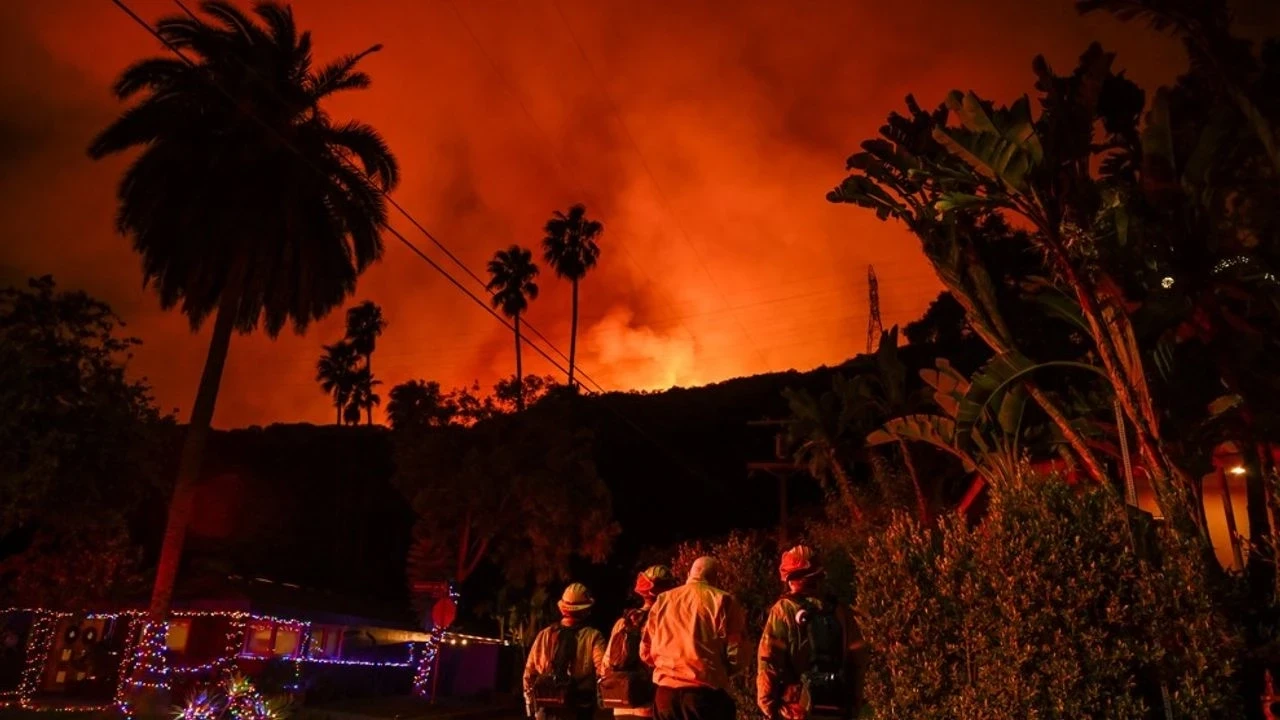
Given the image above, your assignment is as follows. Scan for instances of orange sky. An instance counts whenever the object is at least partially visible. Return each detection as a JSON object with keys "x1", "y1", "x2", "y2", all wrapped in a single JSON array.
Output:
[{"x1": 0, "y1": 0, "x2": 1221, "y2": 427}]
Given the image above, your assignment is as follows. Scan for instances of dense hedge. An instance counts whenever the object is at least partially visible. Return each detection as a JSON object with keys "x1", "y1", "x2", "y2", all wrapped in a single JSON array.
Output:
[{"x1": 856, "y1": 475, "x2": 1241, "y2": 719}]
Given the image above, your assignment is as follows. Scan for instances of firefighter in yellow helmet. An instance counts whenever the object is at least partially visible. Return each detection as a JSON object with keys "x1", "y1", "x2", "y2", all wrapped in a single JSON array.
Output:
[
  {"x1": 601, "y1": 566, "x2": 678, "y2": 717},
  {"x1": 524, "y1": 583, "x2": 608, "y2": 720},
  {"x1": 757, "y1": 546, "x2": 865, "y2": 720}
]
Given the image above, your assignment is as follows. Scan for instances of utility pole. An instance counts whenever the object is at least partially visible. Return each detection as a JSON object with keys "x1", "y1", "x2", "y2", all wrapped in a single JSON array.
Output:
[{"x1": 747, "y1": 419, "x2": 797, "y2": 546}]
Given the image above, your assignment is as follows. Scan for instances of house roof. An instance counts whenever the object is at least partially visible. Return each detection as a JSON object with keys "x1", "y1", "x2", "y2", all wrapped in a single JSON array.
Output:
[{"x1": 174, "y1": 575, "x2": 423, "y2": 632}]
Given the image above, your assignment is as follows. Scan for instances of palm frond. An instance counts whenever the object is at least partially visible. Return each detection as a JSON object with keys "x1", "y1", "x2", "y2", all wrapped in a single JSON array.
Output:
[
  {"x1": 325, "y1": 120, "x2": 399, "y2": 191},
  {"x1": 111, "y1": 57, "x2": 192, "y2": 100}
]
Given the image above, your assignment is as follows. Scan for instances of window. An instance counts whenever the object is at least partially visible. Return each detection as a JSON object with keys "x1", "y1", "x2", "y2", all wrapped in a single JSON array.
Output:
[
  {"x1": 241, "y1": 620, "x2": 308, "y2": 658},
  {"x1": 166, "y1": 620, "x2": 192, "y2": 653},
  {"x1": 245, "y1": 623, "x2": 274, "y2": 655},
  {"x1": 273, "y1": 628, "x2": 301, "y2": 657},
  {"x1": 307, "y1": 627, "x2": 344, "y2": 658}
]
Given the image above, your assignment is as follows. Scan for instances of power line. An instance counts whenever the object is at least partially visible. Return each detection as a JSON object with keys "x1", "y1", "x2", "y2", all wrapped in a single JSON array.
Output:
[
  {"x1": 150, "y1": 0, "x2": 723, "y2": 485},
  {"x1": 168, "y1": 0, "x2": 607, "y2": 396},
  {"x1": 111, "y1": 0, "x2": 603, "y2": 395}
]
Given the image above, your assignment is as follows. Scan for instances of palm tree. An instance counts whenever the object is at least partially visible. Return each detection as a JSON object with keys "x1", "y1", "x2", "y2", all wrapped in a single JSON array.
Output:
[
  {"x1": 344, "y1": 300, "x2": 385, "y2": 424},
  {"x1": 87, "y1": 1, "x2": 398, "y2": 623},
  {"x1": 387, "y1": 379, "x2": 458, "y2": 430},
  {"x1": 316, "y1": 340, "x2": 359, "y2": 424},
  {"x1": 345, "y1": 367, "x2": 381, "y2": 426},
  {"x1": 486, "y1": 246, "x2": 539, "y2": 410},
  {"x1": 541, "y1": 204, "x2": 602, "y2": 388}
]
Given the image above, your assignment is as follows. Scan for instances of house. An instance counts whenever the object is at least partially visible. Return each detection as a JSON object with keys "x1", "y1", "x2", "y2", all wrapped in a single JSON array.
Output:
[{"x1": 0, "y1": 577, "x2": 510, "y2": 713}]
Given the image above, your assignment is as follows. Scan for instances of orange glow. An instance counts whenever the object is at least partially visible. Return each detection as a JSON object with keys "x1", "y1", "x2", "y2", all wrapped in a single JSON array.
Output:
[{"x1": 0, "y1": 1, "x2": 1192, "y2": 426}]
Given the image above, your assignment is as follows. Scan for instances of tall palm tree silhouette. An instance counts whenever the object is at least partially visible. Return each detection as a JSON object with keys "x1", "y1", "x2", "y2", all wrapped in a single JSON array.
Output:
[
  {"x1": 344, "y1": 300, "x2": 386, "y2": 424},
  {"x1": 88, "y1": 0, "x2": 398, "y2": 622},
  {"x1": 486, "y1": 245, "x2": 539, "y2": 409},
  {"x1": 316, "y1": 341, "x2": 359, "y2": 425},
  {"x1": 541, "y1": 204, "x2": 602, "y2": 389}
]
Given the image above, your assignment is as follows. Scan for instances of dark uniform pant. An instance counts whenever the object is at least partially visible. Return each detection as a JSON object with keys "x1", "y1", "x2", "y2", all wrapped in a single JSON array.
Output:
[{"x1": 654, "y1": 686, "x2": 735, "y2": 720}]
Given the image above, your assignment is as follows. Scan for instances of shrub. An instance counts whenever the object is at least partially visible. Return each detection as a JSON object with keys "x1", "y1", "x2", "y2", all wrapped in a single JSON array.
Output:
[{"x1": 856, "y1": 474, "x2": 1242, "y2": 719}]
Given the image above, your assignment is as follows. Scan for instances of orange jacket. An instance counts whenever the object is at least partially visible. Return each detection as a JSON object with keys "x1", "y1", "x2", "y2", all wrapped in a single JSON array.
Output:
[
  {"x1": 640, "y1": 579, "x2": 746, "y2": 691},
  {"x1": 756, "y1": 595, "x2": 865, "y2": 720}
]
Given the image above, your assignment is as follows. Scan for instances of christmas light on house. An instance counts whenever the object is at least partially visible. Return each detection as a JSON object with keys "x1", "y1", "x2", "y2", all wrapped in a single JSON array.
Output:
[{"x1": 1, "y1": 605, "x2": 502, "y2": 714}]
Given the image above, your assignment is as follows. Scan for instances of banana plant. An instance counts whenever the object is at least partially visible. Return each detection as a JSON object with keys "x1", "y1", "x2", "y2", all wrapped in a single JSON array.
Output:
[
  {"x1": 922, "y1": 46, "x2": 1201, "y2": 531},
  {"x1": 829, "y1": 93, "x2": 1110, "y2": 487}
]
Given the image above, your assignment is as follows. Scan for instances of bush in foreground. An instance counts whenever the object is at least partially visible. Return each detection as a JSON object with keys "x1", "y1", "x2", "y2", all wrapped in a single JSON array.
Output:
[{"x1": 856, "y1": 474, "x2": 1241, "y2": 719}]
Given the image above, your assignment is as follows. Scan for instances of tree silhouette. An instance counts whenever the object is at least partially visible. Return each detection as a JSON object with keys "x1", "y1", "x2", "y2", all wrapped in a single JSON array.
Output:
[
  {"x1": 486, "y1": 246, "x2": 539, "y2": 410},
  {"x1": 345, "y1": 367, "x2": 381, "y2": 426},
  {"x1": 387, "y1": 379, "x2": 457, "y2": 430},
  {"x1": 344, "y1": 301, "x2": 385, "y2": 424},
  {"x1": 87, "y1": 0, "x2": 397, "y2": 621},
  {"x1": 541, "y1": 204, "x2": 602, "y2": 388},
  {"x1": 316, "y1": 341, "x2": 359, "y2": 425}
]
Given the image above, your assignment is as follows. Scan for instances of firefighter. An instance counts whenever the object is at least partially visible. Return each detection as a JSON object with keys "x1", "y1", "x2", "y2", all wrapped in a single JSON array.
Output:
[
  {"x1": 757, "y1": 546, "x2": 864, "y2": 720},
  {"x1": 641, "y1": 557, "x2": 746, "y2": 720},
  {"x1": 602, "y1": 565, "x2": 678, "y2": 717},
  {"x1": 524, "y1": 583, "x2": 608, "y2": 720}
]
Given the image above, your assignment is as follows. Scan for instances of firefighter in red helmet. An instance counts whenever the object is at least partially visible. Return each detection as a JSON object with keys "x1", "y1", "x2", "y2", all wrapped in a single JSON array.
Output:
[
  {"x1": 757, "y1": 546, "x2": 865, "y2": 720},
  {"x1": 601, "y1": 566, "x2": 678, "y2": 717}
]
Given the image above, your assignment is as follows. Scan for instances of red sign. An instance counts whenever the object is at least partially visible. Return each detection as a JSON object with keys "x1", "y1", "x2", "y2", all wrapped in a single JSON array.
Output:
[
  {"x1": 411, "y1": 580, "x2": 450, "y2": 597},
  {"x1": 431, "y1": 597, "x2": 457, "y2": 629}
]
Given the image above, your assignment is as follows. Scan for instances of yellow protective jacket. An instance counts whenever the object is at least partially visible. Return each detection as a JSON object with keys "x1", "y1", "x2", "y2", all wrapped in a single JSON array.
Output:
[
  {"x1": 523, "y1": 619, "x2": 608, "y2": 698},
  {"x1": 756, "y1": 595, "x2": 865, "y2": 720},
  {"x1": 640, "y1": 579, "x2": 746, "y2": 691}
]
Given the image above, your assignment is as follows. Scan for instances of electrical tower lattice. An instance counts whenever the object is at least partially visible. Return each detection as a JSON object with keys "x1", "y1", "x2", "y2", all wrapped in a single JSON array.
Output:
[{"x1": 866, "y1": 265, "x2": 883, "y2": 354}]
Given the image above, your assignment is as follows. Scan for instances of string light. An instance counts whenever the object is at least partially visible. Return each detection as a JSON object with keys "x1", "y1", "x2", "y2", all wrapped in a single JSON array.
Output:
[
  {"x1": 1, "y1": 606, "x2": 500, "y2": 713},
  {"x1": 128, "y1": 621, "x2": 171, "y2": 690}
]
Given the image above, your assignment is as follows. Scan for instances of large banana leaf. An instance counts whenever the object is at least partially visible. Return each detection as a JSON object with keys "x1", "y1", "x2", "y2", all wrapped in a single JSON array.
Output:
[
  {"x1": 1023, "y1": 280, "x2": 1090, "y2": 333},
  {"x1": 919, "y1": 358, "x2": 969, "y2": 419},
  {"x1": 931, "y1": 90, "x2": 1044, "y2": 193},
  {"x1": 867, "y1": 414, "x2": 977, "y2": 473},
  {"x1": 955, "y1": 351, "x2": 1036, "y2": 441},
  {"x1": 954, "y1": 356, "x2": 1111, "y2": 463}
]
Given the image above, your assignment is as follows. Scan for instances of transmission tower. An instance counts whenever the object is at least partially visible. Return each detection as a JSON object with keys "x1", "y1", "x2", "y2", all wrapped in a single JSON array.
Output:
[{"x1": 866, "y1": 265, "x2": 883, "y2": 354}]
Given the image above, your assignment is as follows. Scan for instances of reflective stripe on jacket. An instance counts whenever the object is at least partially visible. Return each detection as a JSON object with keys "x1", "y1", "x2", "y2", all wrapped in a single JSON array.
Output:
[{"x1": 640, "y1": 579, "x2": 745, "y2": 691}]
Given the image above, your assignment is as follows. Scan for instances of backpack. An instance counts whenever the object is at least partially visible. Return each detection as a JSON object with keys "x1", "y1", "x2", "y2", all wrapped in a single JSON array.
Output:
[
  {"x1": 599, "y1": 609, "x2": 653, "y2": 709},
  {"x1": 789, "y1": 595, "x2": 849, "y2": 719},
  {"x1": 531, "y1": 625, "x2": 591, "y2": 709}
]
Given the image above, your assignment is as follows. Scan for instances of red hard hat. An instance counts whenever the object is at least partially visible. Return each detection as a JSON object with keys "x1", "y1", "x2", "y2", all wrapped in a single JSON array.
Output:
[
  {"x1": 779, "y1": 545, "x2": 823, "y2": 582},
  {"x1": 635, "y1": 565, "x2": 676, "y2": 598}
]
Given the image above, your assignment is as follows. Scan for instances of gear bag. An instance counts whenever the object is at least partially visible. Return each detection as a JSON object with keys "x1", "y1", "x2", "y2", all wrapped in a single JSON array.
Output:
[
  {"x1": 599, "y1": 609, "x2": 653, "y2": 709},
  {"x1": 790, "y1": 595, "x2": 849, "y2": 719},
  {"x1": 531, "y1": 625, "x2": 591, "y2": 709}
]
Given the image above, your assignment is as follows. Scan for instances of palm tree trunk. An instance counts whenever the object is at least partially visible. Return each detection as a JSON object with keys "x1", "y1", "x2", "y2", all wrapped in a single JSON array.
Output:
[
  {"x1": 366, "y1": 354, "x2": 373, "y2": 426},
  {"x1": 898, "y1": 439, "x2": 929, "y2": 525},
  {"x1": 1022, "y1": 381, "x2": 1108, "y2": 485},
  {"x1": 515, "y1": 314, "x2": 525, "y2": 411},
  {"x1": 568, "y1": 280, "x2": 579, "y2": 388},
  {"x1": 148, "y1": 280, "x2": 239, "y2": 622},
  {"x1": 829, "y1": 455, "x2": 863, "y2": 522},
  {"x1": 336, "y1": 402, "x2": 341, "y2": 426}
]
